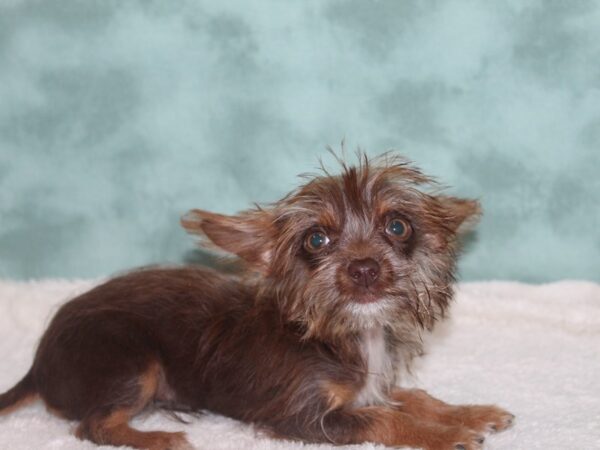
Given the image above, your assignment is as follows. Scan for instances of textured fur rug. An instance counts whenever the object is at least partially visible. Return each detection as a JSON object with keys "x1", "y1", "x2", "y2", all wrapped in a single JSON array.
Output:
[{"x1": 0, "y1": 279, "x2": 598, "y2": 449}]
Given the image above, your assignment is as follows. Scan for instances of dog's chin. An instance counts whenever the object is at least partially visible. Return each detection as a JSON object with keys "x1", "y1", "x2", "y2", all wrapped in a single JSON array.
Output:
[{"x1": 344, "y1": 296, "x2": 393, "y2": 329}]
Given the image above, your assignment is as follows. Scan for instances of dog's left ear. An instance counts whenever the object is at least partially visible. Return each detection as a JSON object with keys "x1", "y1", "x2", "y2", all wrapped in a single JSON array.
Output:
[
  {"x1": 181, "y1": 209, "x2": 274, "y2": 271},
  {"x1": 438, "y1": 196, "x2": 482, "y2": 233}
]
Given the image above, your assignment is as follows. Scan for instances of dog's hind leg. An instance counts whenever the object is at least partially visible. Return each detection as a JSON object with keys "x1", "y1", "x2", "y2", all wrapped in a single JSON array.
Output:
[{"x1": 75, "y1": 362, "x2": 193, "y2": 450}]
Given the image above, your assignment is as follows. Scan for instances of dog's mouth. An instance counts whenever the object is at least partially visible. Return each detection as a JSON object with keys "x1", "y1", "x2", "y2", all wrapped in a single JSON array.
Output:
[{"x1": 352, "y1": 290, "x2": 383, "y2": 304}]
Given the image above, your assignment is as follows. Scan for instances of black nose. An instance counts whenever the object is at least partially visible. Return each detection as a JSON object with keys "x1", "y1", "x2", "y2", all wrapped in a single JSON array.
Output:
[{"x1": 347, "y1": 258, "x2": 380, "y2": 288}]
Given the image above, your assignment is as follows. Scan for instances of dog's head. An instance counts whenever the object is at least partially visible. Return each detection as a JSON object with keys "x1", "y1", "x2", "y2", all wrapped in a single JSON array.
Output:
[{"x1": 182, "y1": 154, "x2": 480, "y2": 338}]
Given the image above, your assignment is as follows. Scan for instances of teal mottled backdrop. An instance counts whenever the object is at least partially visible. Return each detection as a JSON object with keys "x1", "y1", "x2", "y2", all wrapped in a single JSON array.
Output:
[{"x1": 0, "y1": 0, "x2": 599, "y2": 281}]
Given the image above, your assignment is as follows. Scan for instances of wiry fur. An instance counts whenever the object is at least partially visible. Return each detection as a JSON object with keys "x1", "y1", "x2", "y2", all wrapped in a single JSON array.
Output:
[
  {"x1": 0, "y1": 153, "x2": 512, "y2": 450},
  {"x1": 188, "y1": 154, "x2": 473, "y2": 360}
]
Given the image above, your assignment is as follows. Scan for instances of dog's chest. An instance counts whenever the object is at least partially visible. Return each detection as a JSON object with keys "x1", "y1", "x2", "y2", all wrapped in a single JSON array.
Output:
[{"x1": 354, "y1": 326, "x2": 394, "y2": 406}]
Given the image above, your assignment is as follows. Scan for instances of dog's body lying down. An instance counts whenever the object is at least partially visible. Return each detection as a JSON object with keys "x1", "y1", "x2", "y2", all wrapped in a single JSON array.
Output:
[{"x1": 0, "y1": 155, "x2": 513, "y2": 450}]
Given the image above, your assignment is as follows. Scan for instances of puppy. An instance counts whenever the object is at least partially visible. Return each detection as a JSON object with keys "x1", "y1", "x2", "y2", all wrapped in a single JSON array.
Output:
[{"x1": 0, "y1": 154, "x2": 513, "y2": 450}]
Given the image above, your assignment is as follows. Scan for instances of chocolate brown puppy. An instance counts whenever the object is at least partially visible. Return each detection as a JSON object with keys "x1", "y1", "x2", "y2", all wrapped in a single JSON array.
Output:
[{"x1": 0, "y1": 154, "x2": 514, "y2": 450}]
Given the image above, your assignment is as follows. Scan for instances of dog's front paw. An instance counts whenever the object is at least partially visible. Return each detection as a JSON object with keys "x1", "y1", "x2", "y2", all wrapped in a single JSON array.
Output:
[
  {"x1": 146, "y1": 431, "x2": 195, "y2": 450},
  {"x1": 447, "y1": 405, "x2": 515, "y2": 434},
  {"x1": 431, "y1": 426, "x2": 485, "y2": 450}
]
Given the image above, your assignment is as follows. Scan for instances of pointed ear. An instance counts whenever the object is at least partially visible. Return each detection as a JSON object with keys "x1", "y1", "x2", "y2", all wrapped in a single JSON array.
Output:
[
  {"x1": 438, "y1": 196, "x2": 482, "y2": 233},
  {"x1": 181, "y1": 209, "x2": 274, "y2": 270}
]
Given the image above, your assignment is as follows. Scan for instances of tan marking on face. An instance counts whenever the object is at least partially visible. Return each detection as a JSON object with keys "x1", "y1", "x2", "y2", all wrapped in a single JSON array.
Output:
[{"x1": 318, "y1": 207, "x2": 341, "y2": 231}]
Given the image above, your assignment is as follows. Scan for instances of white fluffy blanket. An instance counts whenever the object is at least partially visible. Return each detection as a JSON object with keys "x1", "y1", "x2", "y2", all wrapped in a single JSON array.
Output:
[{"x1": 0, "y1": 280, "x2": 598, "y2": 450}]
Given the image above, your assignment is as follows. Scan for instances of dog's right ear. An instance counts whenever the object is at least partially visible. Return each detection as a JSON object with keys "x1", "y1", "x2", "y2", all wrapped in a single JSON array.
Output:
[
  {"x1": 181, "y1": 209, "x2": 274, "y2": 271},
  {"x1": 437, "y1": 196, "x2": 482, "y2": 234}
]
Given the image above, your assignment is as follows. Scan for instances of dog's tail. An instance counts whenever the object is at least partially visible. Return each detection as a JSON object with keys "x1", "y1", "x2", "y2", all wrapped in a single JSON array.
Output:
[{"x1": 0, "y1": 368, "x2": 37, "y2": 415}]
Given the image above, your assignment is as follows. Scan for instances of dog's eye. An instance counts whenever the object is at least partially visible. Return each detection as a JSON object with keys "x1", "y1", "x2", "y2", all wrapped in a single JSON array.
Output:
[
  {"x1": 385, "y1": 217, "x2": 412, "y2": 240},
  {"x1": 305, "y1": 231, "x2": 330, "y2": 252}
]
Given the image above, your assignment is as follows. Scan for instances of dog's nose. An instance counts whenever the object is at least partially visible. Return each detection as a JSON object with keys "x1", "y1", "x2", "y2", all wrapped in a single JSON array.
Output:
[{"x1": 347, "y1": 258, "x2": 380, "y2": 288}]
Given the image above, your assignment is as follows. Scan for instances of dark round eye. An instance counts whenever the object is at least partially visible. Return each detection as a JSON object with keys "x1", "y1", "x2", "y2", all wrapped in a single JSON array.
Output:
[
  {"x1": 385, "y1": 217, "x2": 412, "y2": 240},
  {"x1": 305, "y1": 231, "x2": 330, "y2": 252}
]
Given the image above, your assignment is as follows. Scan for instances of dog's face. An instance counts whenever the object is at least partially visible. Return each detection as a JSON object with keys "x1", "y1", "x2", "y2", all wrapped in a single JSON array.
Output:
[{"x1": 183, "y1": 155, "x2": 480, "y2": 337}]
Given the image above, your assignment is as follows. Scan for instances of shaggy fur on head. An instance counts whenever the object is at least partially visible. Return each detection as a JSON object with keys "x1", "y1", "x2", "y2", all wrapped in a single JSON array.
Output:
[
  {"x1": 0, "y1": 153, "x2": 513, "y2": 450},
  {"x1": 183, "y1": 154, "x2": 479, "y2": 339}
]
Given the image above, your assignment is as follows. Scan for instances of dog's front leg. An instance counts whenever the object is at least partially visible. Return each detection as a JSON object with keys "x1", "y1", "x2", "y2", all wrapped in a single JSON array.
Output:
[
  {"x1": 391, "y1": 389, "x2": 515, "y2": 435},
  {"x1": 317, "y1": 406, "x2": 485, "y2": 450}
]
